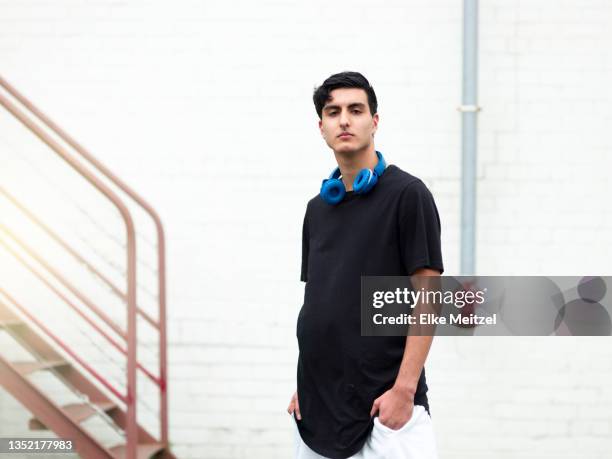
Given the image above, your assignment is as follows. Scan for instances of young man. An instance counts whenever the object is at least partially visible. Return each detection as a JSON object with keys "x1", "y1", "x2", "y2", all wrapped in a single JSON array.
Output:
[{"x1": 288, "y1": 72, "x2": 444, "y2": 459}]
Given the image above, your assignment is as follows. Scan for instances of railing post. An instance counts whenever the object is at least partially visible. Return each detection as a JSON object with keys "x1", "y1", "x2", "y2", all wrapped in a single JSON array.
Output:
[
  {"x1": 158, "y1": 231, "x2": 168, "y2": 444},
  {"x1": 126, "y1": 232, "x2": 137, "y2": 459}
]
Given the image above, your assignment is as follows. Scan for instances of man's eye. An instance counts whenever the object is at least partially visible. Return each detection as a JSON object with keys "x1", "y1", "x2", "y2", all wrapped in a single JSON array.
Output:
[
  {"x1": 328, "y1": 112, "x2": 338, "y2": 116},
  {"x1": 352, "y1": 110, "x2": 361, "y2": 114}
]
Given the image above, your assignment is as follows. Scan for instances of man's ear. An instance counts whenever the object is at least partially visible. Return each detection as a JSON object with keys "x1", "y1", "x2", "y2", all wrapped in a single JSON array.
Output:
[
  {"x1": 371, "y1": 113, "x2": 379, "y2": 137},
  {"x1": 319, "y1": 119, "x2": 324, "y2": 138}
]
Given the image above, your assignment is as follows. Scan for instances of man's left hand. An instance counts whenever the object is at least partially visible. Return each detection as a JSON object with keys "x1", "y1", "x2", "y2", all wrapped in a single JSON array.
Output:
[{"x1": 369, "y1": 385, "x2": 414, "y2": 430}]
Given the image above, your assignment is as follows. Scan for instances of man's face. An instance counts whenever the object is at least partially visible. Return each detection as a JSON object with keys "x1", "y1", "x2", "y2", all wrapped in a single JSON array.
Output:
[{"x1": 319, "y1": 88, "x2": 378, "y2": 156}]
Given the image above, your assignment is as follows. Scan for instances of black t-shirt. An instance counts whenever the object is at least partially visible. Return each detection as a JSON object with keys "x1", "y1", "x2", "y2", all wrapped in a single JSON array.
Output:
[{"x1": 295, "y1": 164, "x2": 444, "y2": 459}]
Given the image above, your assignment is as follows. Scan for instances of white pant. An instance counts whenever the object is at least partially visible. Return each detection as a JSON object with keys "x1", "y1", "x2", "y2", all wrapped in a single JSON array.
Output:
[{"x1": 294, "y1": 405, "x2": 438, "y2": 459}]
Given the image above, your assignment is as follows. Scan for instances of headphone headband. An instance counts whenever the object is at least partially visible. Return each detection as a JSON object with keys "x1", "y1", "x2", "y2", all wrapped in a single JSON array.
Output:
[
  {"x1": 373, "y1": 151, "x2": 387, "y2": 176},
  {"x1": 320, "y1": 151, "x2": 387, "y2": 205}
]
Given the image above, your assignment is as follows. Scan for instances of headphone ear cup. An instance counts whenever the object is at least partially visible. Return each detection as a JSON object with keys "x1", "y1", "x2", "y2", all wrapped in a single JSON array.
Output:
[
  {"x1": 320, "y1": 178, "x2": 346, "y2": 205},
  {"x1": 353, "y1": 169, "x2": 377, "y2": 194}
]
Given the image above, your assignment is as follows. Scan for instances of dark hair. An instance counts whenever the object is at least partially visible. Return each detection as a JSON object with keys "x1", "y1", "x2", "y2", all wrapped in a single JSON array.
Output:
[{"x1": 313, "y1": 71, "x2": 378, "y2": 119}]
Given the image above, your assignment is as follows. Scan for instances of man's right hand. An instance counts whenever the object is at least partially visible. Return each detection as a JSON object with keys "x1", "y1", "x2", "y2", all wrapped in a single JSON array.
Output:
[{"x1": 287, "y1": 391, "x2": 301, "y2": 420}]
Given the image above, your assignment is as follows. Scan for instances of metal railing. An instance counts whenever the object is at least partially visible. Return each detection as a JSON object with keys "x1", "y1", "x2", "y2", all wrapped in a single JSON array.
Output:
[{"x1": 0, "y1": 75, "x2": 168, "y2": 459}]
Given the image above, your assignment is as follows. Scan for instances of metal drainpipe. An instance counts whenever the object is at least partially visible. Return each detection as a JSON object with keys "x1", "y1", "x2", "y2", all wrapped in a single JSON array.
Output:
[{"x1": 459, "y1": 0, "x2": 480, "y2": 275}]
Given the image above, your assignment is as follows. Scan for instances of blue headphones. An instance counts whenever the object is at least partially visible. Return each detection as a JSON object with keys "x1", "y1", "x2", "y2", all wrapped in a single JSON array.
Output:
[{"x1": 320, "y1": 151, "x2": 387, "y2": 205}]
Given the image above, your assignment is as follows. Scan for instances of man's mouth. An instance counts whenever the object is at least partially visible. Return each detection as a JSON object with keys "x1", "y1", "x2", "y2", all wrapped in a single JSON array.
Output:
[{"x1": 338, "y1": 133, "x2": 353, "y2": 138}]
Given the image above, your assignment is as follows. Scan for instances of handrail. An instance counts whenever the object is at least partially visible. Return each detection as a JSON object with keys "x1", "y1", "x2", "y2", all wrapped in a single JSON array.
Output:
[
  {"x1": 0, "y1": 86, "x2": 139, "y2": 459},
  {"x1": 0, "y1": 75, "x2": 168, "y2": 445}
]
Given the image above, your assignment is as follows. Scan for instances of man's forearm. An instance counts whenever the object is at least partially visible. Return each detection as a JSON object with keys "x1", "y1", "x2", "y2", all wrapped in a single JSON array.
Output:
[
  {"x1": 393, "y1": 267, "x2": 440, "y2": 397},
  {"x1": 394, "y1": 334, "x2": 434, "y2": 397}
]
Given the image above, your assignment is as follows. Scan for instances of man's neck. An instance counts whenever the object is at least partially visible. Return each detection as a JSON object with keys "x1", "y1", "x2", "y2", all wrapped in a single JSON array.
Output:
[{"x1": 333, "y1": 145, "x2": 378, "y2": 191}]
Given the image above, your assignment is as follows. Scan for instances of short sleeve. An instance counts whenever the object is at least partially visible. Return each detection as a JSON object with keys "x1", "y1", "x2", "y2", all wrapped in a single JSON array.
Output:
[
  {"x1": 398, "y1": 180, "x2": 444, "y2": 276},
  {"x1": 300, "y1": 208, "x2": 309, "y2": 282}
]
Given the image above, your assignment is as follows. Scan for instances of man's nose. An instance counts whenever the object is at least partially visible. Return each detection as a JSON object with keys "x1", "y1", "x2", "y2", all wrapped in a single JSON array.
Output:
[{"x1": 339, "y1": 109, "x2": 350, "y2": 127}]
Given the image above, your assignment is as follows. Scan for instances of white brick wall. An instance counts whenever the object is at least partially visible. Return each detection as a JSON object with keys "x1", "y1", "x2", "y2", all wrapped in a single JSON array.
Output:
[{"x1": 1, "y1": 1, "x2": 611, "y2": 458}]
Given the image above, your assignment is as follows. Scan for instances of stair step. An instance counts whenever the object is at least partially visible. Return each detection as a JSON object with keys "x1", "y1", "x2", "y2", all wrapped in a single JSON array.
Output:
[
  {"x1": 30, "y1": 401, "x2": 117, "y2": 430},
  {"x1": 11, "y1": 360, "x2": 70, "y2": 375},
  {"x1": 109, "y1": 442, "x2": 164, "y2": 459}
]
